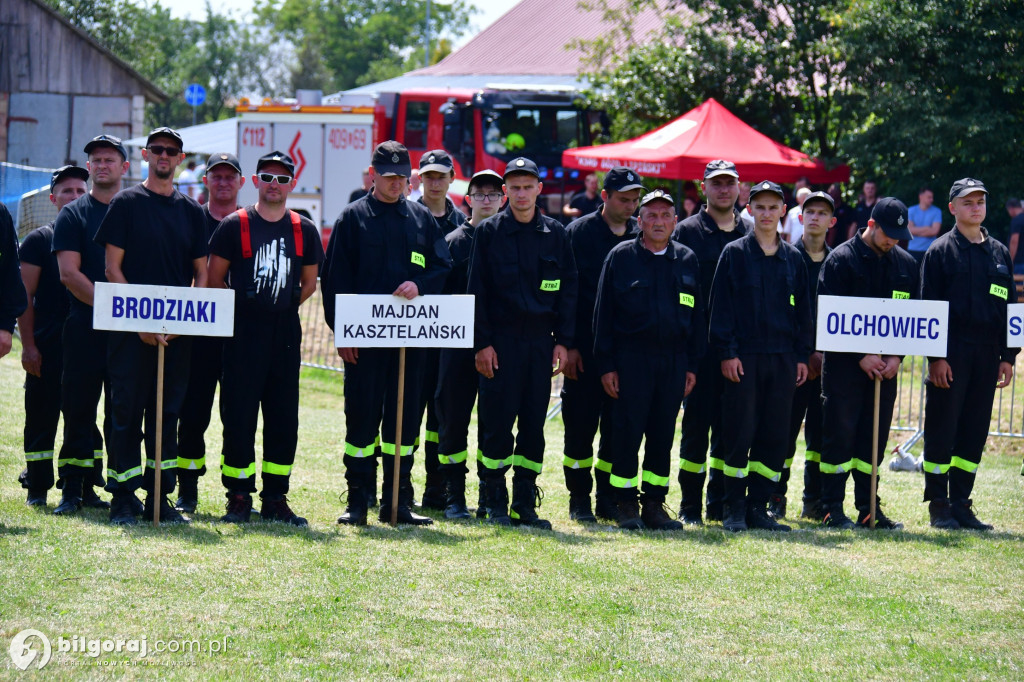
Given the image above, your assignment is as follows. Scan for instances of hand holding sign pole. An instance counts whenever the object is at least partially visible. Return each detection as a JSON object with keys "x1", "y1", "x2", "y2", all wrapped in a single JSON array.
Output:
[
  {"x1": 817, "y1": 295, "x2": 948, "y2": 528},
  {"x1": 94, "y1": 282, "x2": 234, "y2": 526}
]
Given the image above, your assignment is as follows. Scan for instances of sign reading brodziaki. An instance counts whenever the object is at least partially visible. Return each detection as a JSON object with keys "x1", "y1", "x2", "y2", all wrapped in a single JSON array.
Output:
[
  {"x1": 93, "y1": 282, "x2": 235, "y2": 337},
  {"x1": 334, "y1": 295, "x2": 474, "y2": 348}
]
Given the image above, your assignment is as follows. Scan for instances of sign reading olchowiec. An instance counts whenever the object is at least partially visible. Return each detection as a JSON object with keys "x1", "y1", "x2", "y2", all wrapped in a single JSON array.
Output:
[
  {"x1": 334, "y1": 295, "x2": 474, "y2": 348},
  {"x1": 93, "y1": 282, "x2": 235, "y2": 337},
  {"x1": 816, "y1": 295, "x2": 949, "y2": 357}
]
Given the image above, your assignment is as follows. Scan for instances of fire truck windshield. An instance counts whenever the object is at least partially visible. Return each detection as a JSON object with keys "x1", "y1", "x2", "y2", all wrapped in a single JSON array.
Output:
[{"x1": 482, "y1": 106, "x2": 591, "y2": 166}]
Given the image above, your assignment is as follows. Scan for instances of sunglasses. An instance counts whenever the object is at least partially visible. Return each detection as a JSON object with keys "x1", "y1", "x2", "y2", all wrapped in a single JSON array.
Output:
[
  {"x1": 147, "y1": 145, "x2": 181, "y2": 157},
  {"x1": 257, "y1": 172, "x2": 292, "y2": 184}
]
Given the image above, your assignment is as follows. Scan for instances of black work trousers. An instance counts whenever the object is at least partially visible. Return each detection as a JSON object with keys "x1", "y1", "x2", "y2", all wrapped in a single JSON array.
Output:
[
  {"x1": 435, "y1": 347, "x2": 483, "y2": 480},
  {"x1": 778, "y1": 374, "x2": 823, "y2": 503},
  {"x1": 559, "y1": 349, "x2": 613, "y2": 497},
  {"x1": 820, "y1": 354, "x2": 897, "y2": 507},
  {"x1": 220, "y1": 310, "x2": 300, "y2": 497},
  {"x1": 177, "y1": 334, "x2": 224, "y2": 477},
  {"x1": 105, "y1": 332, "x2": 191, "y2": 495},
  {"x1": 477, "y1": 335, "x2": 553, "y2": 481},
  {"x1": 23, "y1": 333, "x2": 62, "y2": 491},
  {"x1": 413, "y1": 348, "x2": 441, "y2": 478},
  {"x1": 608, "y1": 350, "x2": 687, "y2": 500},
  {"x1": 923, "y1": 340, "x2": 1000, "y2": 502},
  {"x1": 58, "y1": 310, "x2": 107, "y2": 486},
  {"x1": 678, "y1": 352, "x2": 726, "y2": 512},
  {"x1": 720, "y1": 353, "x2": 796, "y2": 508}
]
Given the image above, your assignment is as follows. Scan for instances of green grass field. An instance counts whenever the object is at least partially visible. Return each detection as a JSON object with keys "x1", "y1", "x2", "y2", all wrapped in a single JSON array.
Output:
[{"x1": 2, "y1": 339, "x2": 1024, "y2": 680}]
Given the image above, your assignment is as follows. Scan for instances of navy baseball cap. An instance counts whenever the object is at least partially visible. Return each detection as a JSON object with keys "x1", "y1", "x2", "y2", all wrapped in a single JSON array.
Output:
[
  {"x1": 50, "y1": 165, "x2": 89, "y2": 192},
  {"x1": 256, "y1": 151, "x2": 295, "y2": 175},
  {"x1": 419, "y1": 149, "x2": 454, "y2": 174},
  {"x1": 372, "y1": 141, "x2": 412, "y2": 177},
  {"x1": 503, "y1": 157, "x2": 540, "y2": 180},
  {"x1": 468, "y1": 169, "x2": 504, "y2": 192},
  {"x1": 949, "y1": 177, "x2": 988, "y2": 202},
  {"x1": 639, "y1": 189, "x2": 674, "y2": 208},
  {"x1": 84, "y1": 134, "x2": 128, "y2": 161},
  {"x1": 704, "y1": 159, "x2": 739, "y2": 180},
  {"x1": 802, "y1": 190, "x2": 835, "y2": 212},
  {"x1": 749, "y1": 180, "x2": 785, "y2": 202},
  {"x1": 871, "y1": 197, "x2": 912, "y2": 241},
  {"x1": 146, "y1": 127, "x2": 184, "y2": 148},
  {"x1": 604, "y1": 167, "x2": 644, "y2": 193},
  {"x1": 206, "y1": 152, "x2": 242, "y2": 174}
]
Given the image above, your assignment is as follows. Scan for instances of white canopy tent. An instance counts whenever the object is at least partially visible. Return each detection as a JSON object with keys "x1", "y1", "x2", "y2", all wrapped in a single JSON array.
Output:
[{"x1": 125, "y1": 117, "x2": 238, "y2": 155}]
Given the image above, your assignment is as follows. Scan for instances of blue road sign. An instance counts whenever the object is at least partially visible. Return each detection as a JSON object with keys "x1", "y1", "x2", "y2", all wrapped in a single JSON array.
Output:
[{"x1": 184, "y1": 84, "x2": 206, "y2": 107}]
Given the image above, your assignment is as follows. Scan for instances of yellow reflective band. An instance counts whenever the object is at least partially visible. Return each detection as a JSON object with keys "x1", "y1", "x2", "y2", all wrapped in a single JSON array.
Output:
[
  {"x1": 922, "y1": 459, "x2": 949, "y2": 474},
  {"x1": 708, "y1": 456, "x2": 725, "y2": 471},
  {"x1": 642, "y1": 470, "x2": 670, "y2": 487},
  {"x1": 594, "y1": 457, "x2": 613, "y2": 473},
  {"x1": 438, "y1": 450, "x2": 468, "y2": 465},
  {"x1": 563, "y1": 456, "x2": 594, "y2": 469},
  {"x1": 678, "y1": 458, "x2": 706, "y2": 474},
  {"x1": 221, "y1": 459, "x2": 256, "y2": 479},
  {"x1": 262, "y1": 461, "x2": 292, "y2": 476},
  {"x1": 805, "y1": 450, "x2": 821, "y2": 463},
  {"x1": 849, "y1": 457, "x2": 873, "y2": 474},
  {"x1": 479, "y1": 452, "x2": 514, "y2": 470},
  {"x1": 790, "y1": 294, "x2": 795, "y2": 306},
  {"x1": 748, "y1": 460, "x2": 780, "y2": 482},
  {"x1": 58, "y1": 457, "x2": 94, "y2": 468},
  {"x1": 177, "y1": 456, "x2": 205, "y2": 471},
  {"x1": 93, "y1": 450, "x2": 103, "y2": 459},
  {"x1": 892, "y1": 291, "x2": 910, "y2": 300},
  {"x1": 722, "y1": 462, "x2": 749, "y2": 478},
  {"x1": 145, "y1": 459, "x2": 177, "y2": 471},
  {"x1": 424, "y1": 430, "x2": 439, "y2": 444},
  {"x1": 411, "y1": 252, "x2": 426, "y2": 268},
  {"x1": 949, "y1": 456, "x2": 979, "y2": 474},
  {"x1": 819, "y1": 460, "x2": 851, "y2": 475},
  {"x1": 380, "y1": 442, "x2": 415, "y2": 457},
  {"x1": 512, "y1": 454, "x2": 542, "y2": 474},
  {"x1": 679, "y1": 292, "x2": 695, "y2": 307},
  {"x1": 344, "y1": 440, "x2": 378, "y2": 458},
  {"x1": 25, "y1": 450, "x2": 53, "y2": 462},
  {"x1": 783, "y1": 457, "x2": 794, "y2": 469},
  {"x1": 107, "y1": 465, "x2": 143, "y2": 483},
  {"x1": 609, "y1": 473, "x2": 640, "y2": 489},
  {"x1": 990, "y1": 283, "x2": 1008, "y2": 300},
  {"x1": 540, "y1": 279, "x2": 561, "y2": 291}
]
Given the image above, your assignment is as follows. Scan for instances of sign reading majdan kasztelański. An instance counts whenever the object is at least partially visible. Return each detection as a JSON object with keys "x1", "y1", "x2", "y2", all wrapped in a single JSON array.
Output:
[{"x1": 334, "y1": 295, "x2": 474, "y2": 348}]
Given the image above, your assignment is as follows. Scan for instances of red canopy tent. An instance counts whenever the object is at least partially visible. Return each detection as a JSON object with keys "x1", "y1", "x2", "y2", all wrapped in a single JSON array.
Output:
[{"x1": 562, "y1": 98, "x2": 849, "y2": 184}]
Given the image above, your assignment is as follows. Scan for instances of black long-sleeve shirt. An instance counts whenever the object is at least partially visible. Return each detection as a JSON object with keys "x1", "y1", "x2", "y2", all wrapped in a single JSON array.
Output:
[
  {"x1": 920, "y1": 225, "x2": 1019, "y2": 364},
  {"x1": 593, "y1": 235, "x2": 705, "y2": 376},
  {"x1": 0, "y1": 203, "x2": 27, "y2": 332},
  {"x1": 796, "y1": 239, "x2": 831, "y2": 325},
  {"x1": 671, "y1": 207, "x2": 748, "y2": 311},
  {"x1": 467, "y1": 205, "x2": 578, "y2": 351},
  {"x1": 320, "y1": 193, "x2": 452, "y2": 330},
  {"x1": 709, "y1": 232, "x2": 813, "y2": 362}
]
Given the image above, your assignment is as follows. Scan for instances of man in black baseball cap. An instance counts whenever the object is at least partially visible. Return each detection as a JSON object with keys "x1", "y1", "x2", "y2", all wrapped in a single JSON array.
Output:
[
  {"x1": 920, "y1": 177, "x2": 1016, "y2": 530},
  {"x1": 560, "y1": 166, "x2": 642, "y2": 523},
  {"x1": 256, "y1": 150, "x2": 296, "y2": 176},
  {"x1": 372, "y1": 140, "x2": 412, "y2": 178},
  {"x1": 146, "y1": 126, "x2": 184, "y2": 150},
  {"x1": 84, "y1": 134, "x2": 127, "y2": 161}
]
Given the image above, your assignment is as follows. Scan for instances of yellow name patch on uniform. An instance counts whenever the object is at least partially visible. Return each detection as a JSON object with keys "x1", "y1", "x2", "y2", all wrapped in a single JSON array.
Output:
[
  {"x1": 679, "y1": 293, "x2": 695, "y2": 307},
  {"x1": 892, "y1": 291, "x2": 910, "y2": 300},
  {"x1": 991, "y1": 283, "x2": 1008, "y2": 300},
  {"x1": 789, "y1": 294, "x2": 795, "y2": 306},
  {"x1": 411, "y1": 252, "x2": 426, "y2": 268},
  {"x1": 540, "y1": 279, "x2": 561, "y2": 292}
]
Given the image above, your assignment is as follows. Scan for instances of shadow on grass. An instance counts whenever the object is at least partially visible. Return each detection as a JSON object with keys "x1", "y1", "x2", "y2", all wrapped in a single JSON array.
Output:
[{"x1": 0, "y1": 523, "x2": 30, "y2": 536}]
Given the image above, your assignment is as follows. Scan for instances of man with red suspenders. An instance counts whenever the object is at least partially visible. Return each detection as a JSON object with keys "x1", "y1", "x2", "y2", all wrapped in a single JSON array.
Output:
[{"x1": 207, "y1": 151, "x2": 323, "y2": 525}]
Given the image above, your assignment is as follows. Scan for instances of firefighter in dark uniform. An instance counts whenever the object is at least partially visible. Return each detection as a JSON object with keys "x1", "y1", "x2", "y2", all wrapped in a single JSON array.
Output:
[
  {"x1": 1, "y1": 203, "x2": 27, "y2": 357},
  {"x1": 921, "y1": 178, "x2": 1017, "y2": 530},
  {"x1": 436, "y1": 169, "x2": 504, "y2": 519},
  {"x1": 468, "y1": 157, "x2": 578, "y2": 528},
  {"x1": 672, "y1": 159, "x2": 749, "y2": 524},
  {"x1": 322, "y1": 141, "x2": 452, "y2": 526},
  {"x1": 208, "y1": 151, "x2": 323, "y2": 526},
  {"x1": 175, "y1": 152, "x2": 245, "y2": 513},
  {"x1": 817, "y1": 197, "x2": 918, "y2": 530},
  {"x1": 594, "y1": 190, "x2": 704, "y2": 529},
  {"x1": 17, "y1": 166, "x2": 88, "y2": 508},
  {"x1": 773, "y1": 191, "x2": 834, "y2": 521},
  {"x1": 561, "y1": 167, "x2": 642, "y2": 522},
  {"x1": 413, "y1": 149, "x2": 467, "y2": 509},
  {"x1": 709, "y1": 180, "x2": 812, "y2": 532}
]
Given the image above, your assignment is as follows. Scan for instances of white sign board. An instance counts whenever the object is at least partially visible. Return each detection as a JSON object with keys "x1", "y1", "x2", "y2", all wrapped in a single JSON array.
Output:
[
  {"x1": 93, "y1": 282, "x2": 235, "y2": 337},
  {"x1": 334, "y1": 295, "x2": 474, "y2": 348},
  {"x1": 1006, "y1": 304, "x2": 1024, "y2": 348},
  {"x1": 816, "y1": 295, "x2": 948, "y2": 356}
]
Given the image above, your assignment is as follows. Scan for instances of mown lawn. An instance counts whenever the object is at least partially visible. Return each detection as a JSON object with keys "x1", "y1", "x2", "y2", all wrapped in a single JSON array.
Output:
[{"x1": 1, "y1": 339, "x2": 1023, "y2": 680}]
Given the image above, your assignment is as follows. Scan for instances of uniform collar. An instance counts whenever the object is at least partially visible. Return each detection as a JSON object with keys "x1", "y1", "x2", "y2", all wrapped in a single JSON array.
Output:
[
  {"x1": 500, "y1": 204, "x2": 548, "y2": 233},
  {"x1": 635, "y1": 233, "x2": 677, "y2": 259},
  {"x1": 951, "y1": 224, "x2": 991, "y2": 250},
  {"x1": 743, "y1": 230, "x2": 790, "y2": 260},
  {"x1": 418, "y1": 195, "x2": 460, "y2": 225},
  {"x1": 699, "y1": 206, "x2": 747, "y2": 236},
  {"x1": 365, "y1": 192, "x2": 409, "y2": 218}
]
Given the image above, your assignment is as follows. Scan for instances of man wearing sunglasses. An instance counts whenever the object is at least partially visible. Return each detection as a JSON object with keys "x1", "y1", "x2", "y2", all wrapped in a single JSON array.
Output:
[
  {"x1": 175, "y1": 152, "x2": 246, "y2": 514},
  {"x1": 94, "y1": 127, "x2": 209, "y2": 525},
  {"x1": 207, "y1": 151, "x2": 323, "y2": 526},
  {"x1": 322, "y1": 140, "x2": 452, "y2": 526}
]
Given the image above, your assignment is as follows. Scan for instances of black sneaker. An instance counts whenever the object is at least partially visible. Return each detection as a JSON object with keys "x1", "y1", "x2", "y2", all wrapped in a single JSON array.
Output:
[
  {"x1": 144, "y1": 495, "x2": 191, "y2": 524},
  {"x1": 26, "y1": 489, "x2": 47, "y2": 506},
  {"x1": 950, "y1": 499, "x2": 993, "y2": 531},
  {"x1": 261, "y1": 496, "x2": 308, "y2": 527},
  {"x1": 222, "y1": 492, "x2": 253, "y2": 523},
  {"x1": 568, "y1": 494, "x2": 597, "y2": 523},
  {"x1": 82, "y1": 486, "x2": 110, "y2": 509},
  {"x1": 928, "y1": 499, "x2": 960, "y2": 530},
  {"x1": 641, "y1": 498, "x2": 683, "y2": 531},
  {"x1": 175, "y1": 476, "x2": 199, "y2": 513},
  {"x1": 856, "y1": 505, "x2": 904, "y2": 530},
  {"x1": 768, "y1": 494, "x2": 787, "y2": 519},
  {"x1": 822, "y1": 503, "x2": 856, "y2": 530},
  {"x1": 109, "y1": 494, "x2": 138, "y2": 526},
  {"x1": 747, "y1": 505, "x2": 791, "y2": 531}
]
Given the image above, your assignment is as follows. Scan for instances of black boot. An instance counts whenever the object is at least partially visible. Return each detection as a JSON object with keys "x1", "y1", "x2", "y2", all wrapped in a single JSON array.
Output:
[
  {"x1": 367, "y1": 456, "x2": 380, "y2": 508},
  {"x1": 221, "y1": 491, "x2": 253, "y2": 523},
  {"x1": 443, "y1": 470, "x2": 471, "y2": 519},
  {"x1": 594, "y1": 468, "x2": 618, "y2": 520},
  {"x1": 420, "y1": 471, "x2": 447, "y2": 511},
  {"x1": 81, "y1": 478, "x2": 109, "y2": 509},
  {"x1": 109, "y1": 492, "x2": 138, "y2": 526},
  {"x1": 950, "y1": 498, "x2": 993, "y2": 531},
  {"x1": 822, "y1": 502, "x2": 856, "y2": 529},
  {"x1": 800, "y1": 498, "x2": 825, "y2": 521},
  {"x1": 143, "y1": 494, "x2": 190, "y2": 524},
  {"x1": 337, "y1": 469, "x2": 369, "y2": 526},
  {"x1": 678, "y1": 470, "x2": 705, "y2": 524},
  {"x1": 768, "y1": 493, "x2": 787, "y2": 520},
  {"x1": 928, "y1": 499, "x2": 960, "y2": 529},
  {"x1": 484, "y1": 477, "x2": 512, "y2": 526},
  {"x1": 568, "y1": 493, "x2": 596, "y2": 523},
  {"x1": 565, "y1": 467, "x2": 596, "y2": 522},
  {"x1": 615, "y1": 490, "x2": 645, "y2": 530},
  {"x1": 510, "y1": 476, "x2": 552, "y2": 529},
  {"x1": 475, "y1": 478, "x2": 488, "y2": 518},
  {"x1": 856, "y1": 498, "x2": 903, "y2": 530},
  {"x1": 747, "y1": 502, "x2": 791, "y2": 531},
  {"x1": 722, "y1": 501, "x2": 747, "y2": 532},
  {"x1": 261, "y1": 495, "x2": 308, "y2": 527},
  {"x1": 641, "y1": 494, "x2": 683, "y2": 530},
  {"x1": 380, "y1": 466, "x2": 433, "y2": 525},
  {"x1": 53, "y1": 475, "x2": 83, "y2": 516},
  {"x1": 175, "y1": 473, "x2": 199, "y2": 513}
]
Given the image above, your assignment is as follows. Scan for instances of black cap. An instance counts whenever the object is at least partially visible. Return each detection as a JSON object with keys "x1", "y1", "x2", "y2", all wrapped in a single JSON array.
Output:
[
  {"x1": 802, "y1": 190, "x2": 835, "y2": 212},
  {"x1": 468, "y1": 169, "x2": 504, "y2": 193},
  {"x1": 83, "y1": 134, "x2": 127, "y2": 161},
  {"x1": 503, "y1": 157, "x2": 540, "y2": 180},
  {"x1": 871, "y1": 197, "x2": 912, "y2": 241},
  {"x1": 146, "y1": 127, "x2": 184, "y2": 148},
  {"x1": 704, "y1": 159, "x2": 739, "y2": 180},
  {"x1": 604, "y1": 166, "x2": 644, "y2": 193},
  {"x1": 372, "y1": 141, "x2": 412, "y2": 177},
  {"x1": 949, "y1": 177, "x2": 988, "y2": 202},
  {"x1": 419, "y1": 149, "x2": 454, "y2": 174},
  {"x1": 206, "y1": 152, "x2": 241, "y2": 174},
  {"x1": 256, "y1": 151, "x2": 295, "y2": 175},
  {"x1": 749, "y1": 180, "x2": 785, "y2": 202},
  {"x1": 1007, "y1": 197, "x2": 1022, "y2": 210},
  {"x1": 50, "y1": 165, "x2": 89, "y2": 193},
  {"x1": 639, "y1": 189, "x2": 674, "y2": 208}
]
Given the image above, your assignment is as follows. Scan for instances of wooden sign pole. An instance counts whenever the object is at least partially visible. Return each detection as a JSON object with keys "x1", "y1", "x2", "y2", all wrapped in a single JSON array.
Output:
[
  {"x1": 389, "y1": 347, "x2": 407, "y2": 525},
  {"x1": 868, "y1": 376, "x2": 881, "y2": 530},
  {"x1": 153, "y1": 343, "x2": 165, "y2": 527}
]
